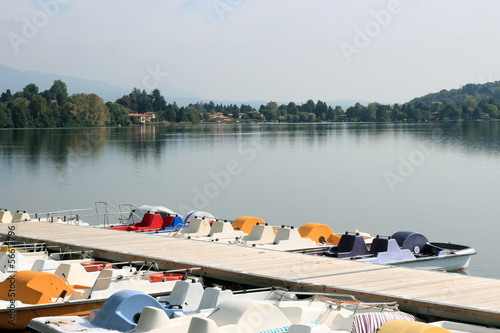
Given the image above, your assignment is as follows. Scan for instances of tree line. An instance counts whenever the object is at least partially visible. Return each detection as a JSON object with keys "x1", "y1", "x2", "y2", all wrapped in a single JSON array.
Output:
[{"x1": 1, "y1": 80, "x2": 499, "y2": 128}]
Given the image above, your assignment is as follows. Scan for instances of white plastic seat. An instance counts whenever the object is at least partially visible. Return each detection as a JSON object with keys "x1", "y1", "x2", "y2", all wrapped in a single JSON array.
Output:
[
  {"x1": 157, "y1": 280, "x2": 204, "y2": 311},
  {"x1": 177, "y1": 218, "x2": 212, "y2": 238},
  {"x1": 209, "y1": 221, "x2": 245, "y2": 240},
  {"x1": 54, "y1": 263, "x2": 94, "y2": 287},
  {"x1": 241, "y1": 224, "x2": 275, "y2": 245},
  {"x1": 0, "y1": 210, "x2": 12, "y2": 224}
]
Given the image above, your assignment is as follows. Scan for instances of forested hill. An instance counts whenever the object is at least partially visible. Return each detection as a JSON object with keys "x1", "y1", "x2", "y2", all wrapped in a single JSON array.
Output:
[{"x1": 410, "y1": 81, "x2": 500, "y2": 106}]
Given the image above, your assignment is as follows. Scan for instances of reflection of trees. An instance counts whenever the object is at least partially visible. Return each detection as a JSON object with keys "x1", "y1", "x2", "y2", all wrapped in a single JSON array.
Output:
[
  {"x1": 0, "y1": 128, "x2": 107, "y2": 173},
  {"x1": 0, "y1": 122, "x2": 498, "y2": 174}
]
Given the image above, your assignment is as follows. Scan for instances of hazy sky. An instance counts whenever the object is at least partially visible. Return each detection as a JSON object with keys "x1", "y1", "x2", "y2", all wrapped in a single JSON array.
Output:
[{"x1": 2, "y1": 0, "x2": 500, "y2": 104}]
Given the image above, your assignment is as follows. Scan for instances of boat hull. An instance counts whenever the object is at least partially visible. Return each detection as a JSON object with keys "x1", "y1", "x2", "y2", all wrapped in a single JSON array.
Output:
[{"x1": 0, "y1": 299, "x2": 104, "y2": 331}]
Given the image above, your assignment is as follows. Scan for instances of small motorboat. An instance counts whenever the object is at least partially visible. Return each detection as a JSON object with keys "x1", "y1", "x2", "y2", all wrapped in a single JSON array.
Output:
[{"x1": 313, "y1": 231, "x2": 476, "y2": 272}]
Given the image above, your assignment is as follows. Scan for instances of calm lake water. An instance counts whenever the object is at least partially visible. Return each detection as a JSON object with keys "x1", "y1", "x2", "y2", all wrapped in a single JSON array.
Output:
[{"x1": 1, "y1": 122, "x2": 499, "y2": 279}]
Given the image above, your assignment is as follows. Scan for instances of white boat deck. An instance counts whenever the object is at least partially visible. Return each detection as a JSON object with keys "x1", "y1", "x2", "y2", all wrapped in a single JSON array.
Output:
[{"x1": 1, "y1": 222, "x2": 499, "y2": 327}]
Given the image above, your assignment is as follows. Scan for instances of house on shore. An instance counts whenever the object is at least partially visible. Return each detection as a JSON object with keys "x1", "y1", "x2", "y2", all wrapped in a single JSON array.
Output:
[{"x1": 129, "y1": 112, "x2": 155, "y2": 124}]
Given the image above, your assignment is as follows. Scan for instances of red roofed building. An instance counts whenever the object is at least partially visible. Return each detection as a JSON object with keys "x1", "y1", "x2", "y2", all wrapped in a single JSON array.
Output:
[{"x1": 129, "y1": 112, "x2": 156, "y2": 124}]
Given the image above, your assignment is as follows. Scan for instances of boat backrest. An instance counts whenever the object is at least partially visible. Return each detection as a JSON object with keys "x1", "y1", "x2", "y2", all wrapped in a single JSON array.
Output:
[
  {"x1": 329, "y1": 309, "x2": 355, "y2": 332},
  {"x1": 209, "y1": 221, "x2": 244, "y2": 239},
  {"x1": 12, "y1": 211, "x2": 31, "y2": 223},
  {"x1": 54, "y1": 263, "x2": 94, "y2": 287},
  {"x1": 162, "y1": 215, "x2": 174, "y2": 228},
  {"x1": 187, "y1": 317, "x2": 220, "y2": 333},
  {"x1": 178, "y1": 218, "x2": 212, "y2": 237},
  {"x1": 335, "y1": 234, "x2": 369, "y2": 258},
  {"x1": 241, "y1": 224, "x2": 275, "y2": 244},
  {"x1": 0, "y1": 209, "x2": 12, "y2": 224},
  {"x1": 0, "y1": 251, "x2": 31, "y2": 273},
  {"x1": 274, "y1": 227, "x2": 303, "y2": 243},
  {"x1": 369, "y1": 237, "x2": 389, "y2": 255},
  {"x1": 162, "y1": 216, "x2": 185, "y2": 229},
  {"x1": 91, "y1": 269, "x2": 114, "y2": 291},
  {"x1": 157, "y1": 280, "x2": 204, "y2": 311},
  {"x1": 197, "y1": 287, "x2": 234, "y2": 311},
  {"x1": 134, "y1": 306, "x2": 173, "y2": 332},
  {"x1": 132, "y1": 213, "x2": 154, "y2": 228},
  {"x1": 31, "y1": 259, "x2": 60, "y2": 272}
]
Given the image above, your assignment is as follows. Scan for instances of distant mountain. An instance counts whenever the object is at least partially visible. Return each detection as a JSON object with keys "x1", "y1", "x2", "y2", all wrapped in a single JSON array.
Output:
[
  {"x1": 0, "y1": 63, "x2": 129, "y2": 102},
  {"x1": 409, "y1": 81, "x2": 500, "y2": 106},
  {"x1": 0, "y1": 63, "x2": 369, "y2": 109}
]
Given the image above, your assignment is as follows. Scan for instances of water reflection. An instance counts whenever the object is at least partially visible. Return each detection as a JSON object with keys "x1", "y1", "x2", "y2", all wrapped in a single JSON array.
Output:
[{"x1": 1, "y1": 122, "x2": 499, "y2": 171}]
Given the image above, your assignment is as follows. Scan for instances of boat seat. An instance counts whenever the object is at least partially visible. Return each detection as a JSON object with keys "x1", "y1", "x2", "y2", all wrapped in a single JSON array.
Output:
[
  {"x1": 209, "y1": 221, "x2": 245, "y2": 239},
  {"x1": 196, "y1": 287, "x2": 234, "y2": 311},
  {"x1": 0, "y1": 209, "x2": 12, "y2": 224},
  {"x1": 162, "y1": 216, "x2": 185, "y2": 229},
  {"x1": 324, "y1": 234, "x2": 369, "y2": 258},
  {"x1": 134, "y1": 306, "x2": 174, "y2": 332},
  {"x1": 157, "y1": 280, "x2": 204, "y2": 311},
  {"x1": 162, "y1": 215, "x2": 174, "y2": 228},
  {"x1": 54, "y1": 263, "x2": 94, "y2": 288},
  {"x1": 177, "y1": 218, "x2": 212, "y2": 238},
  {"x1": 241, "y1": 224, "x2": 275, "y2": 245},
  {"x1": 0, "y1": 251, "x2": 31, "y2": 273},
  {"x1": 270, "y1": 227, "x2": 318, "y2": 250},
  {"x1": 12, "y1": 211, "x2": 31, "y2": 223},
  {"x1": 31, "y1": 259, "x2": 60, "y2": 272},
  {"x1": 369, "y1": 237, "x2": 389, "y2": 255}
]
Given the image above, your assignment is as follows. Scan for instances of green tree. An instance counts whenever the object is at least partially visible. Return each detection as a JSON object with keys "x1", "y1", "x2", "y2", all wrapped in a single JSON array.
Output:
[
  {"x1": 29, "y1": 94, "x2": 51, "y2": 127},
  {"x1": 59, "y1": 102, "x2": 78, "y2": 127},
  {"x1": 68, "y1": 93, "x2": 109, "y2": 127},
  {"x1": 9, "y1": 98, "x2": 30, "y2": 128},
  {"x1": 286, "y1": 102, "x2": 299, "y2": 116},
  {"x1": 149, "y1": 89, "x2": 167, "y2": 112},
  {"x1": 260, "y1": 109, "x2": 278, "y2": 121},
  {"x1": 106, "y1": 102, "x2": 132, "y2": 126},
  {"x1": 325, "y1": 106, "x2": 336, "y2": 121},
  {"x1": 482, "y1": 104, "x2": 499, "y2": 118},
  {"x1": 0, "y1": 103, "x2": 13, "y2": 128},
  {"x1": 315, "y1": 100, "x2": 328, "y2": 120},
  {"x1": 186, "y1": 105, "x2": 201, "y2": 124},
  {"x1": 0, "y1": 89, "x2": 13, "y2": 103},
  {"x1": 375, "y1": 104, "x2": 387, "y2": 121},
  {"x1": 49, "y1": 80, "x2": 68, "y2": 105},
  {"x1": 23, "y1": 83, "x2": 39, "y2": 101},
  {"x1": 346, "y1": 103, "x2": 365, "y2": 121}
]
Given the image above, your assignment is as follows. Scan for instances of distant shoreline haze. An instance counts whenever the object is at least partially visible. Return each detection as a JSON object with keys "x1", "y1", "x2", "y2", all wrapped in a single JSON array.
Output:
[{"x1": 1, "y1": 80, "x2": 500, "y2": 128}]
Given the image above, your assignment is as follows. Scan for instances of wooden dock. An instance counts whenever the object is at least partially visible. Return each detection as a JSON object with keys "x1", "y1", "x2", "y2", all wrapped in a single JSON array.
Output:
[{"x1": 1, "y1": 222, "x2": 500, "y2": 327}]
